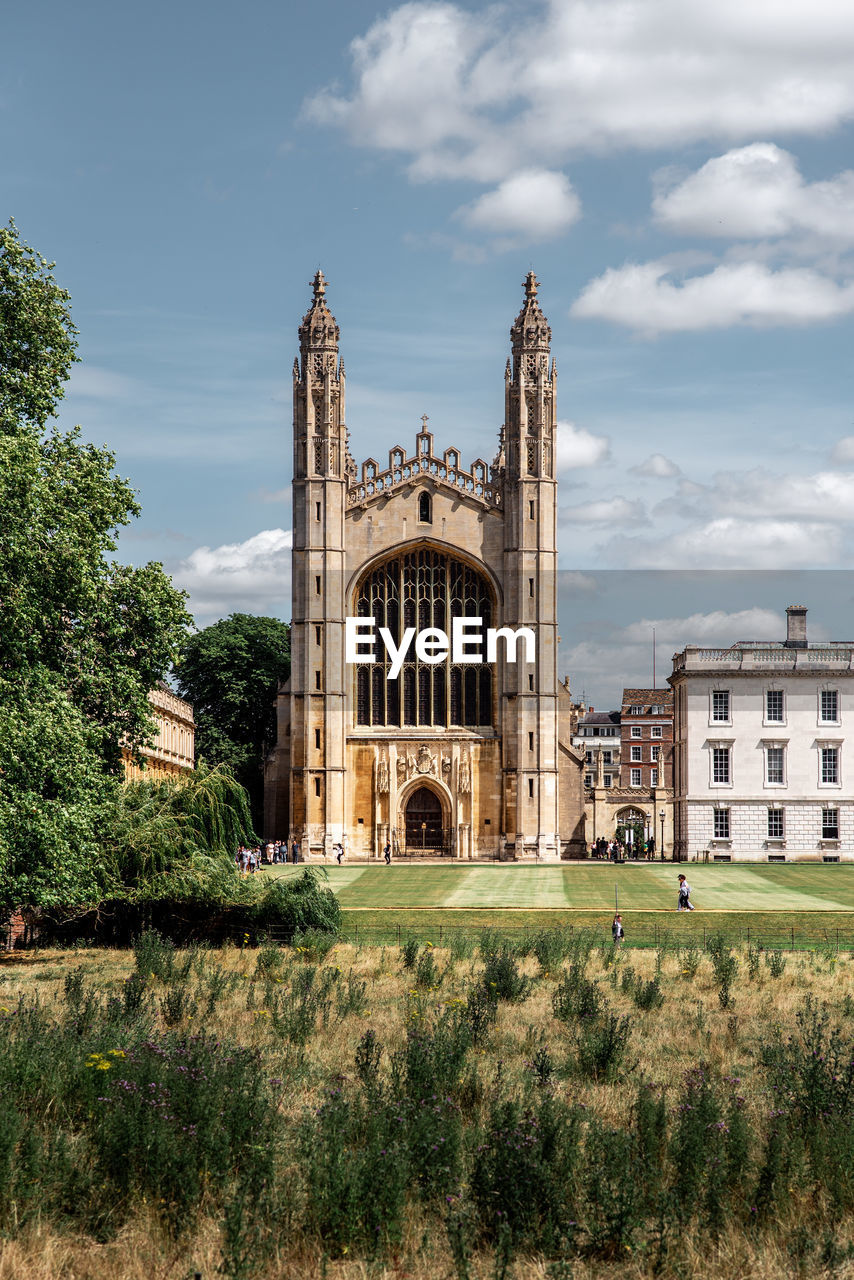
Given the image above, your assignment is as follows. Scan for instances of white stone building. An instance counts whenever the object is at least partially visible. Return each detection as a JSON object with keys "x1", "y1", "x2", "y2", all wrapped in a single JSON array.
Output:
[{"x1": 670, "y1": 606, "x2": 854, "y2": 862}]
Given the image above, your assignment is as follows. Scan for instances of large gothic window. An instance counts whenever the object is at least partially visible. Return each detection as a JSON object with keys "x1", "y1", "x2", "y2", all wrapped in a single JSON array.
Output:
[{"x1": 354, "y1": 549, "x2": 494, "y2": 728}]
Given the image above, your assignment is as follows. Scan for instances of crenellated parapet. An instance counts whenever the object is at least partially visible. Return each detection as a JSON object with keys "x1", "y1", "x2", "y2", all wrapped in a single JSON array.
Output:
[{"x1": 347, "y1": 421, "x2": 502, "y2": 509}]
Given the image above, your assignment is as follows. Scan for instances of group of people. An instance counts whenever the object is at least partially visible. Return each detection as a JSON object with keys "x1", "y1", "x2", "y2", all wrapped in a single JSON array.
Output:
[
  {"x1": 611, "y1": 874, "x2": 697, "y2": 944},
  {"x1": 235, "y1": 840, "x2": 302, "y2": 874},
  {"x1": 591, "y1": 836, "x2": 657, "y2": 861},
  {"x1": 234, "y1": 840, "x2": 351, "y2": 873}
]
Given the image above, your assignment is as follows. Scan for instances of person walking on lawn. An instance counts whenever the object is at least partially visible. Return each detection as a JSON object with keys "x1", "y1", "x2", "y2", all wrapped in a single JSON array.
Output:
[{"x1": 677, "y1": 874, "x2": 696, "y2": 911}]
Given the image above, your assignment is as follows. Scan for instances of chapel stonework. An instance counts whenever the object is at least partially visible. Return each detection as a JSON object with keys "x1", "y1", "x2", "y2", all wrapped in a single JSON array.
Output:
[{"x1": 264, "y1": 272, "x2": 585, "y2": 859}]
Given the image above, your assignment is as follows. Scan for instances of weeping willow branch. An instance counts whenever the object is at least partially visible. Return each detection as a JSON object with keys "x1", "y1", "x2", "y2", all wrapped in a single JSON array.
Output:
[{"x1": 104, "y1": 762, "x2": 256, "y2": 900}]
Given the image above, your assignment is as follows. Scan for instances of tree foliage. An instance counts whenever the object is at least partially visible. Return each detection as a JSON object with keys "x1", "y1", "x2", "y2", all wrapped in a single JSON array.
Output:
[
  {"x1": 0, "y1": 220, "x2": 194, "y2": 908},
  {"x1": 0, "y1": 669, "x2": 115, "y2": 908},
  {"x1": 105, "y1": 763, "x2": 256, "y2": 901},
  {"x1": 0, "y1": 429, "x2": 191, "y2": 769},
  {"x1": 175, "y1": 614, "x2": 290, "y2": 825},
  {"x1": 0, "y1": 219, "x2": 78, "y2": 433}
]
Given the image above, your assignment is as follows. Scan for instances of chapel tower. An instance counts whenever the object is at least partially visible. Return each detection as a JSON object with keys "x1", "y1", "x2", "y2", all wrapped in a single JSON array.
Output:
[
  {"x1": 500, "y1": 272, "x2": 559, "y2": 856},
  {"x1": 287, "y1": 270, "x2": 348, "y2": 854}
]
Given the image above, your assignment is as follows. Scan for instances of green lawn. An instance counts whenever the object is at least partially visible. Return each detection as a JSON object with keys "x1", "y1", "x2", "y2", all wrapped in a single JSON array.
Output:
[{"x1": 265, "y1": 861, "x2": 854, "y2": 912}]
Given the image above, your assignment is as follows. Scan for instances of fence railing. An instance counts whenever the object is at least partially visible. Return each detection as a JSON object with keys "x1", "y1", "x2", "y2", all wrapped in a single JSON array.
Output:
[{"x1": 255, "y1": 920, "x2": 854, "y2": 953}]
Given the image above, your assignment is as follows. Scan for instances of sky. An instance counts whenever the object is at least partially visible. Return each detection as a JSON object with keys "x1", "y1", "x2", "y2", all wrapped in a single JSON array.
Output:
[{"x1": 4, "y1": 0, "x2": 854, "y2": 706}]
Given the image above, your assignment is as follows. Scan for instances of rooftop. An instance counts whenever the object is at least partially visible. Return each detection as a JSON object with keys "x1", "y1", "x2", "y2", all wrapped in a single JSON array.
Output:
[{"x1": 578, "y1": 710, "x2": 621, "y2": 726}]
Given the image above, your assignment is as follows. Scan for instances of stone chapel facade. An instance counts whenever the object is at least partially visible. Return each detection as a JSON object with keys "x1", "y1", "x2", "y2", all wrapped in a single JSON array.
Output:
[{"x1": 264, "y1": 272, "x2": 585, "y2": 859}]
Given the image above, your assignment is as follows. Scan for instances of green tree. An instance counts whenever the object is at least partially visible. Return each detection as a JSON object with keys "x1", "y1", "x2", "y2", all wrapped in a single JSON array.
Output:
[
  {"x1": 106, "y1": 763, "x2": 256, "y2": 900},
  {"x1": 0, "y1": 429, "x2": 191, "y2": 769},
  {"x1": 0, "y1": 668, "x2": 115, "y2": 908},
  {"x1": 174, "y1": 614, "x2": 291, "y2": 827},
  {"x1": 0, "y1": 221, "x2": 192, "y2": 908},
  {"x1": 0, "y1": 219, "x2": 78, "y2": 433}
]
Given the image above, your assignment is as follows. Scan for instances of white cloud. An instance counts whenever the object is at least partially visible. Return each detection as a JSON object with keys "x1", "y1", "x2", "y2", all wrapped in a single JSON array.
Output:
[
  {"x1": 631, "y1": 453, "x2": 681, "y2": 478},
  {"x1": 175, "y1": 529, "x2": 292, "y2": 620},
  {"x1": 559, "y1": 606, "x2": 787, "y2": 700},
  {"x1": 555, "y1": 419, "x2": 610, "y2": 470},
  {"x1": 559, "y1": 571, "x2": 599, "y2": 594},
  {"x1": 305, "y1": 1, "x2": 854, "y2": 183},
  {"x1": 653, "y1": 143, "x2": 854, "y2": 242},
  {"x1": 560, "y1": 497, "x2": 645, "y2": 524},
  {"x1": 706, "y1": 469, "x2": 854, "y2": 521},
  {"x1": 621, "y1": 608, "x2": 784, "y2": 648},
  {"x1": 831, "y1": 436, "x2": 854, "y2": 464},
  {"x1": 456, "y1": 169, "x2": 580, "y2": 240},
  {"x1": 666, "y1": 467, "x2": 854, "y2": 523},
  {"x1": 606, "y1": 517, "x2": 841, "y2": 568},
  {"x1": 571, "y1": 260, "x2": 854, "y2": 335}
]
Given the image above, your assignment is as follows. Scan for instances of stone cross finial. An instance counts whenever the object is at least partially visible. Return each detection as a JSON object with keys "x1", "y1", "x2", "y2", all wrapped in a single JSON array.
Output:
[
  {"x1": 421, "y1": 414, "x2": 429, "y2": 430},
  {"x1": 524, "y1": 270, "x2": 539, "y2": 298},
  {"x1": 311, "y1": 269, "x2": 327, "y2": 298}
]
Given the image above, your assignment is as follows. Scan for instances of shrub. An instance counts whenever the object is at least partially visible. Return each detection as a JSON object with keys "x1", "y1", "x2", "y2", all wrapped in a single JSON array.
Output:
[
  {"x1": 401, "y1": 938, "x2": 420, "y2": 969},
  {"x1": 574, "y1": 1012, "x2": 632, "y2": 1081},
  {"x1": 390, "y1": 1013, "x2": 472, "y2": 1102},
  {"x1": 292, "y1": 926, "x2": 338, "y2": 961},
  {"x1": 707, "y1": 933, "x2": 738, "y2": 1008},
  {"x1": 133, "y1": 928, "x2": 176, "y2": 982},
  {"x1": 354, "y1": 1028, "x2": 382, "y2": 1088},
  {"x1": 251, "y1": 867, "x2": 341, "y2": 937},
  {"x1": 679, "y1": 942, "x2": 701, "y2": 980},
  {"x1": 462, "y1": 982, "x2": 498, "y2": 1045},
  {"x1": 480, "y1": 943, "x2": 532, "y2": 1003},
  {"x1": 415, "y1": 945, "x2": 441, "y2": 989},
  {"x1": 582, "y1": 1120, "x2": 641, "y2": 1256},
  {"x1": 746, "y1": 942, "x2": 761, "y2": 981},
  {"x1": 530, "y1": 928, "x2": 573, "y2": 973},
  {"x1": 632, "y1": 977, "x2": 664, "y2": 1011},
  {"x1": 470, "y1": 1096, "x2": 582, "y2": 1250},
  {"x1": 159, "y1": 982, "x2": 196, "y2": 1026},
  {"x1": 553, "y1": 965, "x2": 603, "y2": 1023},
  {"x1": 301, "y1": 1086, "x2": 408, "y2": 1255}
]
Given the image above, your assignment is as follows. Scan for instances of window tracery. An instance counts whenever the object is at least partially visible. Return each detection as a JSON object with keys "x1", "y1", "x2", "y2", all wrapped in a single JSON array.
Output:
[{"x1": 354, "y1": 549, "x2": 494, "y2": 728}]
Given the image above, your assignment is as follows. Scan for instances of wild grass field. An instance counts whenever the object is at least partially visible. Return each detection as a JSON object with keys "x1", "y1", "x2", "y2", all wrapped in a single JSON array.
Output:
[{"x1": 3, "y1": 929, "x2": 854, "y2": 1279}]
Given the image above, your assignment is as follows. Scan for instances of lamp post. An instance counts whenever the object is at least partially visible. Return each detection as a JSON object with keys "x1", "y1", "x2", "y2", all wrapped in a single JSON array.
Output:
[{"x1": 659, "y1": 808, "x2": 666, "y2": 862}]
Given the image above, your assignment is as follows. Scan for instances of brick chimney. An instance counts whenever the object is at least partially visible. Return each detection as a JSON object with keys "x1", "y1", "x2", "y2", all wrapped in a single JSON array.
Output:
[{"x1": 784, "y1": 605, "x2": 807, "y2": 649}]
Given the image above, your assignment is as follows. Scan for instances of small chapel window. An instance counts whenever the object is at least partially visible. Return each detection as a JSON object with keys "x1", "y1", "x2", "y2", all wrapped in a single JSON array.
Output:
[{"x1": 418, "y1": 491, "x2": 432, "y2": 523}]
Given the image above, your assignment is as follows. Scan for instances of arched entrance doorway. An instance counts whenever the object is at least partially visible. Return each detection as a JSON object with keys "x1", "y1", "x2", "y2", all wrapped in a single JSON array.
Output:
[{"x1": 404, "y1": 786, "x2": 446, "y2": 854}]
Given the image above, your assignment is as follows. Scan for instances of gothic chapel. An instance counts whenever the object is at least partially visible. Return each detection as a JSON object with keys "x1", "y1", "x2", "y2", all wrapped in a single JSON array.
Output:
[{"x1": 264, "y1": 272, "x2": 584, "y2": 859}]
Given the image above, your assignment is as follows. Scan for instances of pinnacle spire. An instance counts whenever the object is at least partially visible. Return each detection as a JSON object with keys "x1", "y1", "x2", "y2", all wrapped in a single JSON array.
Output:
[
  {"x1": 298, "y1": 268, "x2": 339, "y2": 379},
  {"x1": 509, "y1": 272, "x2": 551, "y2": 379}
]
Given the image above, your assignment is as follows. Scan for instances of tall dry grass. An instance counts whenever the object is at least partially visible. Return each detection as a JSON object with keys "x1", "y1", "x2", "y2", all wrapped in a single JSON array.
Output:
[{"x1": 1, "y1": 934, "x2": 854, "y2": 1279}]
